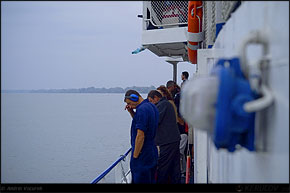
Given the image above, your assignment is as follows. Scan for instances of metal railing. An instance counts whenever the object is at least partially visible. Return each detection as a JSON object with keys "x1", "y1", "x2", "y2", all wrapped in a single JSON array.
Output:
[
  {"x1": 91, "y1": 148, "x2": 132, "y2": 184},
  {"x1": 144, "y1": 1, "x2": 188, "y2": 28}
]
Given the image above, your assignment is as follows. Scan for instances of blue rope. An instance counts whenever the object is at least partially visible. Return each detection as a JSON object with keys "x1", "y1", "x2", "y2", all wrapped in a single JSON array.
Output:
[{"x1": 91, "y1": 147, "x2": 132, "y2": 184}]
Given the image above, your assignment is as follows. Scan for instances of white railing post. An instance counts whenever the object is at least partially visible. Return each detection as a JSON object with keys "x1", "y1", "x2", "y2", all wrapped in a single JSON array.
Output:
[{"x1": 114, "y1": 162, "x2": 122, "y2": 183}]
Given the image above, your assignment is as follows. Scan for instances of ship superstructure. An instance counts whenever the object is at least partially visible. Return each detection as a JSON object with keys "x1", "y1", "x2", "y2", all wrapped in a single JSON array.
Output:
[
  {"x1": 140, "y1": 1, "x2": 289, "y2": 183},
  {"x1": 92, "y1": 1, "x2": 289, "y2": 183}
]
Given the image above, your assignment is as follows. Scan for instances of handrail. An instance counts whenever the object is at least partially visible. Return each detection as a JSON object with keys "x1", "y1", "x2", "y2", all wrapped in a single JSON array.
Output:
[{"x1": 91, "y1": 147, "x2": 132, "y2": 184}]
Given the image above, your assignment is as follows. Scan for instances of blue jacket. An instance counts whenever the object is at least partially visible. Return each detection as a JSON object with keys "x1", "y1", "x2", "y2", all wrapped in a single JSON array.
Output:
[{"x1": 130, "y1": 99, "x2": 159, "y2": 171}]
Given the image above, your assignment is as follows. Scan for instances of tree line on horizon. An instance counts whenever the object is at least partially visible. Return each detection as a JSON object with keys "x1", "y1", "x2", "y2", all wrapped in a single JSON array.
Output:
[{"x1": 2, "y1": 86, "x2": 156, "y2": 94}]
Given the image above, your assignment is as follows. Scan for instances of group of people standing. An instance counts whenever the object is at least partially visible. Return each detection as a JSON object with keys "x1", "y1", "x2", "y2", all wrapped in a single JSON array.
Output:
[{"x1": 124, "y1": 71, "x2": 191, "y2": 184}]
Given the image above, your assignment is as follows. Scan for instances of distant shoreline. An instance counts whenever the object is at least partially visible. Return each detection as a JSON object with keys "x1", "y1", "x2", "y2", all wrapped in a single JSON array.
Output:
[{"x1": 1, "y1": 86, "x2": 156, "y2": 94}]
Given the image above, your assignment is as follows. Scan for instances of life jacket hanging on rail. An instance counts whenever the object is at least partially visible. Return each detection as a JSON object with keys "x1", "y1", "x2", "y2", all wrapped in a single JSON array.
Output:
[{"x1": 187, "y1": 1, "x2": 204, "y2": 64}]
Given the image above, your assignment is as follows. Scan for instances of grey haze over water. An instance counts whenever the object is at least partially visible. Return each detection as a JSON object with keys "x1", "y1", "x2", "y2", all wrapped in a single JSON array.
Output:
[
  {"x1": 2, "y1": 1, "x2": 196, "y2": 182},
  {"x1": 2, "y1": 1, "x2": 195, "y2": 91},
  {"x1": 1, "y1": 93, "x2": 132, "y2": 183}
]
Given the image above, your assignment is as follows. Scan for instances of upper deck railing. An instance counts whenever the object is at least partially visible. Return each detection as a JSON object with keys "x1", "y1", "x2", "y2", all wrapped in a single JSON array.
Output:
[{"x1": 143, "y1": 1, "x2": 188, "y2": 30}]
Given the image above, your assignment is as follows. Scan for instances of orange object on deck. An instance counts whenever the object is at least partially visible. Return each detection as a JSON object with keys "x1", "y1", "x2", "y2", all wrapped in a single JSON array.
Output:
[
  {"x1": 187, "y1": 1, "x2": 203, "y2": 64},
  {"x1": 185, "y1": 155, "x2": 191, "y2": 184}
]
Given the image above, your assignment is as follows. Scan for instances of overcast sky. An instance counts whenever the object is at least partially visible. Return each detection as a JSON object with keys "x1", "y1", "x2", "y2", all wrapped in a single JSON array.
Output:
[{"x1": 1, "y1": 1, "x2": 195, "y2": 90}]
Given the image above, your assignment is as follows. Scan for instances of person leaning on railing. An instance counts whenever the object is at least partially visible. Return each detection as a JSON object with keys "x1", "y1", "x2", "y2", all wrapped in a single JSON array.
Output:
[{"x1": 124, "y1": 90, "x2": 159, "y2": 184}]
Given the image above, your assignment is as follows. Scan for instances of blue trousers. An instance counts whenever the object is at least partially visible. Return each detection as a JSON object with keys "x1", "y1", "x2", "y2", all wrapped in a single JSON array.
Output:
[
  {"x1": 131, "y1": 165, "x2": 157, "y2": 184},
  {"x1": 130, "y1": 147, "x2": 158, "y2": 184}
]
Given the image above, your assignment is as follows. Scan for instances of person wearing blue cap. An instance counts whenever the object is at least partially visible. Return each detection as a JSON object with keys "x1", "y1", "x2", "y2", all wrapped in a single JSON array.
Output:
[{"x1": 124, "y1": 90, "x2": 159, "y2": 184}]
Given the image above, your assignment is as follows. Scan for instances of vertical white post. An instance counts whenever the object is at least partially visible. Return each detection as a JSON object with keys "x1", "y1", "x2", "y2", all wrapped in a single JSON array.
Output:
[
  {"x1": 114, "y1": 162, "x2": 122, "y2": 183},
  {"x1": 172, "y1": 62, "x2": 178, "y2": 83},
  {"x1": 193, "y1": 129, "x2": 208, "y2": 183},
  {"x1": 193, "y1": 49, "x2": 224, "y2": 183},
  {"x1": 166, "y1": 57, "x2": 182, "y2": 83},
  {"x1": 127, "y1": 151, "x2": 132, "y2": 183}
]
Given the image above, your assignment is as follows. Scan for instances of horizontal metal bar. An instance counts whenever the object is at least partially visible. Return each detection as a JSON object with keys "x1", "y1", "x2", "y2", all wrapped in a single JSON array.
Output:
[{"x1": 145, "y1": 18, "x2": 188, "y2": 27}]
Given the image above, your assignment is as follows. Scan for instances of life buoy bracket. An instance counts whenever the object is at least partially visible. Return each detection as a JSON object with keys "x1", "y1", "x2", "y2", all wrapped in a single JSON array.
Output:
[{"x1": 187, "y1": 31, "x2": 205, "y2": 42}]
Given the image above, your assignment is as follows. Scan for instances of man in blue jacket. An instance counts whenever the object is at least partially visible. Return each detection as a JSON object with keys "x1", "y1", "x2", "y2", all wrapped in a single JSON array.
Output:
[{"x1": 124, "y1": 90, "x2": 159, "y2": 184}]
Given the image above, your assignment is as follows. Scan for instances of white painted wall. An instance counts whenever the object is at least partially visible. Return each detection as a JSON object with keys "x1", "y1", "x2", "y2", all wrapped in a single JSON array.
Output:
[{"x1": 195, "y1": 1, "x2": 289, "y2": 183}]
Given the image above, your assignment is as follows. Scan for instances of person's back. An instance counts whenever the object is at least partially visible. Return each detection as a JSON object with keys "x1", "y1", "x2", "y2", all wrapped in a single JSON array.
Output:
[
  {"x1": 133, "y1": 100, "x2": 159, "y2": 146},
  {"x1": 157, "y1": 85, "x2": 178, "y2": 123},
  {"x1": 174, "y1": 91, "x2": 186, "y2": 132},
  {"x1": 174, "y1": 84, "x2": 189, "y2": 176},
  {"x1": 155, "y1": 97, "x2": 180, "y2": 146},
  {"x1": 166, "y1": 80, "x2": 178, "y2": 99},
  {"x1": 148, "y1": 90, "x2": 181, "y2": 184}
]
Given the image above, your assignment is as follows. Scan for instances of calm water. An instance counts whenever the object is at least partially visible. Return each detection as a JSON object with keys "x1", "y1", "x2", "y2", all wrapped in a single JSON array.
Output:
[{"x1": 1, "y1": 93, "x2": 133, "y2": 183}]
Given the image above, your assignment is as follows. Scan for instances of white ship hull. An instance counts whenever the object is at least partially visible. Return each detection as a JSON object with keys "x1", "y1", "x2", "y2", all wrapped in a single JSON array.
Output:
[{"x1": 194, "y1": 1, "x2": 289, "y2": 183}]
